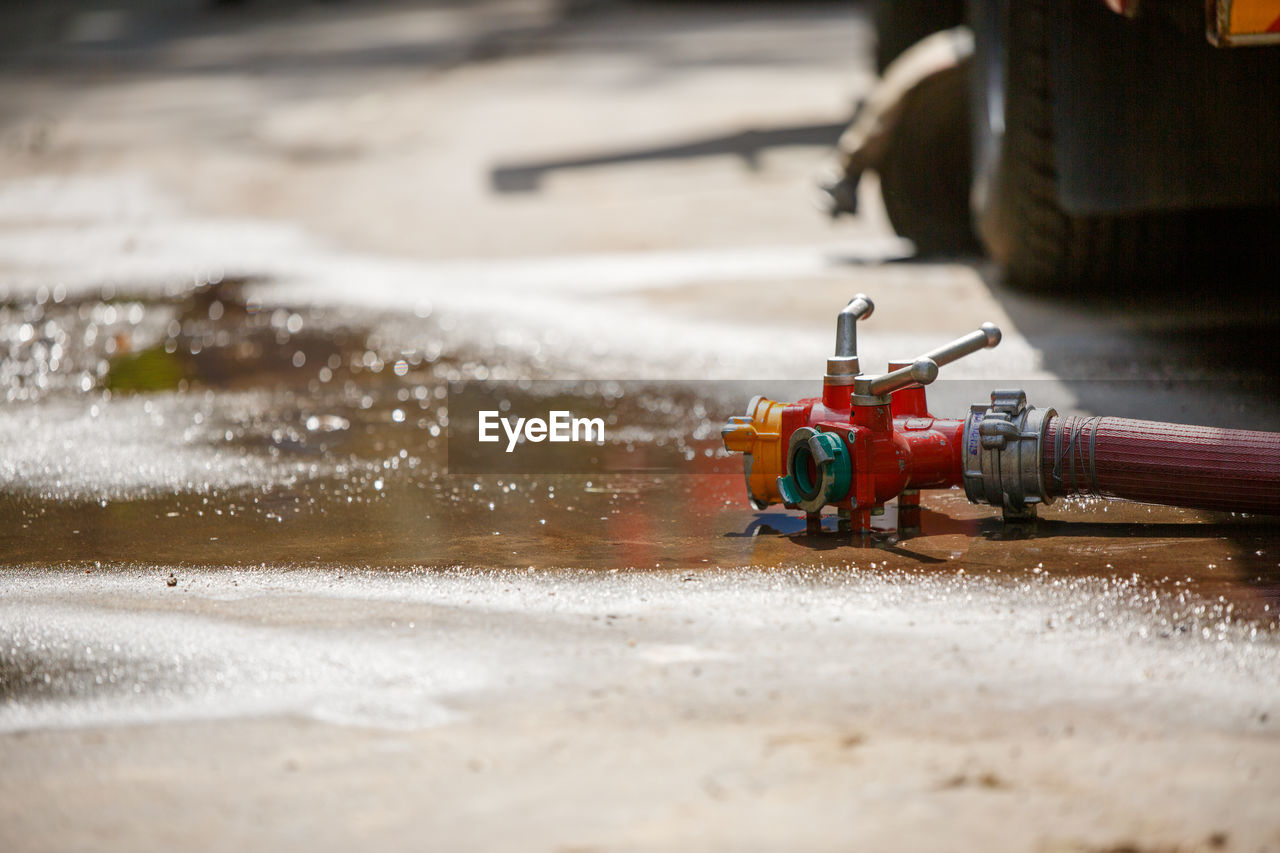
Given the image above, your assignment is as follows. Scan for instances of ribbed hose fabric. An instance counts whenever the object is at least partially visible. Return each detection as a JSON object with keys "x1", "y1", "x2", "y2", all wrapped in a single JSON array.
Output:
[{"x1": 1041, "y1": 415, "x2": 1280, "y2": 515}]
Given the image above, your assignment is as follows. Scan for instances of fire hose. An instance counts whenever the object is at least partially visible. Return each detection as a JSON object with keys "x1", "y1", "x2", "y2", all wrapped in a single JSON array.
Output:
[{"x1": 720, "y1": 295, "x2": 1280, "y2": 534}]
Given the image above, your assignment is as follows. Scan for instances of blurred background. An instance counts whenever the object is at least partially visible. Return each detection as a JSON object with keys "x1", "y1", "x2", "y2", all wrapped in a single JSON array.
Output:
[{"x1": 0, "y1": 0, "x2": 877, "y2": 265}]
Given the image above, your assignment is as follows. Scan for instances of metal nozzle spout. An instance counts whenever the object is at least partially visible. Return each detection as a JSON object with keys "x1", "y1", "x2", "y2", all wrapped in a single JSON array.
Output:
[
  {"x1": 834, "y1": 294, "x2": 875, "y2": 358},
  {"x1": 865, "y1": 358, "x2": 939, "y2": 397}
]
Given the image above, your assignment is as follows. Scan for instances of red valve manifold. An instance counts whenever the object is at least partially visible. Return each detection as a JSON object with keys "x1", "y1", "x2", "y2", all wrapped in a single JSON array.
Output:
[{"x1": 720, "y1": 294, "x2": 1280, "y2": 528}]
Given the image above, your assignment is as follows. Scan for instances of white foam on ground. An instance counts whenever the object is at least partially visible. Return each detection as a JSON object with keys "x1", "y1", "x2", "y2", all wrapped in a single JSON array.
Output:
[
  {"x1": 0, "y1": 393, "x2": 374, "y2": 502},
  {"x1": 0, "y1": 567, "x2": 1274, "y2": 734}
]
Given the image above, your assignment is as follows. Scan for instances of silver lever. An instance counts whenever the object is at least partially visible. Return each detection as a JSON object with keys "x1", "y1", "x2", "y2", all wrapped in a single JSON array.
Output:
[
  {"x1": 918, "y1": 322, "x2": 1002, "y2": 367},
  {"x1": 861, "y1": 358, "x2": 939, "y2": 397},
  {"x1": 854, "y1": 322, "x2": 999, "y2": 399}
]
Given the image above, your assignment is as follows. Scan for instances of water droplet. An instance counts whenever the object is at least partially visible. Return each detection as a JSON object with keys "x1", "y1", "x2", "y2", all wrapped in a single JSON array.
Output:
[{"x1": 305, "y1": 414, "x2": 350, "y2": 432}]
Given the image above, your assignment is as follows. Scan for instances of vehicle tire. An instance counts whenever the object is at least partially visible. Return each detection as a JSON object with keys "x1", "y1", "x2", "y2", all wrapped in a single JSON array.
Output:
[
  {"x1": 971, "y1": 0, "x2": 1189, "y2": 293},
  {"x1": 874, "y1": 0, "x2": 965, "y2": 74},
  {"x1": 878, "y1": 55, "x2": 980, "y2": 256}
]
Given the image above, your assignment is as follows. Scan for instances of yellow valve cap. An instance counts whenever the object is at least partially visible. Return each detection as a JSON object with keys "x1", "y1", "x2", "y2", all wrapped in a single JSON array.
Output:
[{"x1": 720, "y1": 396, "x2": 786, "y2": 509}]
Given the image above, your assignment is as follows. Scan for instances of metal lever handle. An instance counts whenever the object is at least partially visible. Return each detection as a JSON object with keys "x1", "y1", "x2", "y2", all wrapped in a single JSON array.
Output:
[
  {"x1": 864, "y1": 358, "x2": 938, "y2": 397},
  {"x1": 918, "y1": 322, "x2": 1002, "y2": 367},
  {"x1": 834, "y1": 293, "x2": 875, "y2": 358}
]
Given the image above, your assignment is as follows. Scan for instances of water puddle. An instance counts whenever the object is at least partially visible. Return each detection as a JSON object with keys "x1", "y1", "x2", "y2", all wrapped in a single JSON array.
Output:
[{"x1": 1, "y1": 279, "x2": 1277, "y2": 629}]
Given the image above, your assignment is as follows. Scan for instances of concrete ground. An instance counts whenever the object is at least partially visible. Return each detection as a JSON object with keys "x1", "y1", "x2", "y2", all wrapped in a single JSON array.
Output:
[{"x1": 1, "y1": 1, "x2": 1278, "y2": 851}]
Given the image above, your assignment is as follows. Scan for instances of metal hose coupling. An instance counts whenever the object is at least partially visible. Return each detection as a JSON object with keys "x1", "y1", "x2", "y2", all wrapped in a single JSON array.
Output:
[
  {"x1": 777, "y1": 427, "x2": 853, "y2": 513},
  {"x1": 962, "y1": 390, "x2": 1056, "y2": 519}
]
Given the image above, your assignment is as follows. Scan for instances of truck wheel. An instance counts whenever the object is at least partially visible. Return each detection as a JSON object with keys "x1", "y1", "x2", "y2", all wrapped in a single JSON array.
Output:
[
  {"x1": 878, "y1": 54, "x2": 979, "y2": 256},
  {"x1": 970, "y1": 0, "x2": 1184, "y2": 292}
]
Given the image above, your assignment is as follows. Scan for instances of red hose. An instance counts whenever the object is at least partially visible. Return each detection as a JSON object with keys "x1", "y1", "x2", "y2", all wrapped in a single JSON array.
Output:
[{"x1": 1041, "y1": 415, "x2": 1280, "y2": 515}]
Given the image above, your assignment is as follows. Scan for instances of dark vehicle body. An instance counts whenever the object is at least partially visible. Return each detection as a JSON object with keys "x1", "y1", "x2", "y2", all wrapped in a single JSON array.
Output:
[{"x1": 873, "y1": 0, "x2": 1280, "y2": 290}]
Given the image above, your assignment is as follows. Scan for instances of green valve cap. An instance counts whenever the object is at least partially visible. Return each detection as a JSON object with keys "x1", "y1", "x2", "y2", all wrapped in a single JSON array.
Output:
[{"x1": 776, "y1": 427, "x2": 853, "y2": 514}]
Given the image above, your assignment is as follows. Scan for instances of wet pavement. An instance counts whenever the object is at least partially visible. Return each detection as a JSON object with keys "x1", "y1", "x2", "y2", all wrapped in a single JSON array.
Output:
[
  {"x1": 3, "y1": 277, "x2": 1276, "y2": 611},
  {"x1": 2, "y1": 1, "x2": 1279, "y2": 851}
]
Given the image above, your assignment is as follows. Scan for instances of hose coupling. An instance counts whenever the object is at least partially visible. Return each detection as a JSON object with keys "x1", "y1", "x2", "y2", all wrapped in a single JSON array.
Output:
[
  {"x1": 962, "y1": 389, "x2": 1056, "y2": 519},
  {"x1": 777, "y1": 427, "x2": 853, "y2": 514}
]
